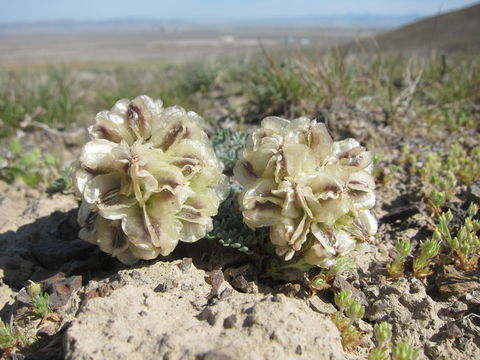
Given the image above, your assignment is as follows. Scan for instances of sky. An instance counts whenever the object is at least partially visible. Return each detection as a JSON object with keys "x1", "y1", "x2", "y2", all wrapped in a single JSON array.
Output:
[{"x1": 1, "y1": 0, "x2": 478, "y2": 23}]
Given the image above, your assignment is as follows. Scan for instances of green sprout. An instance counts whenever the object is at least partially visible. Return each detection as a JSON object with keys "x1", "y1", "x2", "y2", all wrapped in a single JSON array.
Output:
[
  {"x1": 26, "y1": 281, "x2": 59, "y2": 322},
  {"x1": 387, "y1": 238, "x2": 413, "y2": 278},
  {"x1": 0, "y1": 320, "x2": 17, "y2": 350},
  {"x1": 0, "y1": 319, "x2": 38, "y2": 355},
  {"x1": 412, "y1": 236, "x2": 441, "y2": 277},
  {"x1": 392, "y1": 340, "x2": 420, "y2": 360},
  {"x1": 435, "y1": 206, "x2": 480, "y2": 271},
  {"x1": 310, "y1": 257, "x2": 355, "y2": 290},
  {"x1": 369, "y1": 322, "x2": 393, "y2": 360},
  {"x1": 332, "y1": 290, "x2": 365, "y2": 351}
]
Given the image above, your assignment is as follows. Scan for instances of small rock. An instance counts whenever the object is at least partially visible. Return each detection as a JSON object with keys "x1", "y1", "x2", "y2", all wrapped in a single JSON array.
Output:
[
  {"x1": 294, "y1": 345, "x2": 302, "y2": 355},
  {"x1": 196, "y1": 307, "x2": 218, "y2": 326},
  {"x1": 42, "y1": 273, "x2": 82, "y2": 308},
  {"x1": 445, "y1": 323, "x2": 463, "y2": 338},
  {"x1": 276, "y1": 283, "x2": 305, "y2": 298},
  {"x1": 154, "y1": 279, "x2": 177, "y2": 293},
  {"x1": 468, "y1": 182, "x2": 480, "y2": 204},
  {"x1": 205, "y1": 270, "x2": 224, "y2": 299},
  {"x1": 130, "y1": 270, "x2": 142, "y2": 280},
  {"x1": 243, "y1": 315, "x2": 256, "y2": 327},
  {"x1": 178, "y1": 258, "x2": 193, "y2": 273},
  {"x1": 223, "y1": 314, "x2": 237, "y2": 329},
  {"x1": 243, "y1": 305, "x2": 257, "y2": 315},
  {"x1": 230, "y1": 275, "x2": 257, "y2": 294},
  {"x1": 308, "y1": 296, "x2": 336, "y2": 315},
  {"x1": 198, "y1": 346, "x2": 240, "y2": 360},
  {"x1": 38, "y1": 324, "x2": 56, "y2": 337},
  {"x1": 219, "y1": 288, "x2": 233, "y2": 300}
]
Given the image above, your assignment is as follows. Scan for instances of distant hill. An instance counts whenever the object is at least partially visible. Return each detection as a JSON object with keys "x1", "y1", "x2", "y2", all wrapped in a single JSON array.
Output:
[
  {"x1": 0, "y1": 14, "x2": 421, "y2": 34},
  {"x1": 350, "y1": 3, "x2": 480, "y2": 53}
]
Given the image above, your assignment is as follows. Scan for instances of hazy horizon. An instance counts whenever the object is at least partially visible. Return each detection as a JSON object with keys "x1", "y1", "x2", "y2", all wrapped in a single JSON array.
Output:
[{"x1": 1, "y1": 0, "x2": 478, "y2": 24}]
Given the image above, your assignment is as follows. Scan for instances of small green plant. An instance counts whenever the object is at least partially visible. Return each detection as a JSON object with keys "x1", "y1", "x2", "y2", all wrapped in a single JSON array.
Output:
[
  {"x1": 387, "y1": 238, "x2": 413, "y2": 278},
  {"x1": 369, "y1": 322, "x2": 392, "y2": 360},
  {"x1": 0, "y1": 319, "x2": 38, "y2": 356},
  {"x1": 0, "y1": 140, "x2": 60, "y2": 187},
  {"x1": 412, "y1": 236, "x2": 441, "y2": 277},
  {"x1": 391, "y1": 340, "x2": 420, "y2": 360},
  {"x1": 415, "y1": 142, "x2": 480, "y2": 212},
  {"x1": 331, "y1": 290, "x2": 365, "y2": 351},
  {"x1": 211, "y1": 128, "x2": 249, "y2": 171},
  {"x1": 46, "y1": 167, "x2": 73, "y2": 194},
  {"x1": 26, "y1": 281, "x2": 59, "y2": 322},
  {"x1": 436, "y1": 205, "x2": 480, "y2": 271},
  {"x1": 310, "y1": 257, "x2": 355, "y2": 290},
  {"x1": 0, "y1": 320, "x2": 17, "y2": 351},
  {"x1": 206, "y1": 187, "x2": 269, "y2": 254}
]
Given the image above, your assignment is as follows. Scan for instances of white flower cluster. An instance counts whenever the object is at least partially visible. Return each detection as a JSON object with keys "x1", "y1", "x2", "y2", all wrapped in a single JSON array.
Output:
[
  {"x1": 73, "y1": 95, "x2": 228, "y2": 264},
  {"x1": 234, "y1": 116, "x2": 377, "y2": 267}
]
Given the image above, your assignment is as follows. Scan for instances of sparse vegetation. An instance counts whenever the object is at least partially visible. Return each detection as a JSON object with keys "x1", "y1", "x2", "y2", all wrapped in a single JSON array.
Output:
[
  {"x1": 331, "y1": 290, "x2": 365, "y2": 351},
  {"x1": 437, "y1": 204, "x2": 480, "y2": 271},
  {"x1": 0, "y1": 139, "x2": 61, "y2": 187},
  {"x1": 309, "y1": 257, "x2": 355, "y2": 290},
  {"x1": 387, "y1": 238, "x2": 413, "y2": 278},
  {"x1": 0, "y1": 15, "x2": 479, "y2": 358}
]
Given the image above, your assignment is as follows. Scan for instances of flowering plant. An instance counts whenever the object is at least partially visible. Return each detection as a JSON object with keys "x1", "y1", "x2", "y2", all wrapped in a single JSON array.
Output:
[
  {"x1": 73, "y1": 95, "x2": 227, "y2": 264},
  {"x1": 234, "y1": 116, "x2": 377, "y2": 267}
]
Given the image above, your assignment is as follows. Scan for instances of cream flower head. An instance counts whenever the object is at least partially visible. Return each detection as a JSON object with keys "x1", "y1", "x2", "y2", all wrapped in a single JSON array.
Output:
[
  {"x1": 234, "y1": 116, "x2": 377, "y2": 268},
  {"x1": 74, "y1": 95, "x2": 228, "y2": 264}
]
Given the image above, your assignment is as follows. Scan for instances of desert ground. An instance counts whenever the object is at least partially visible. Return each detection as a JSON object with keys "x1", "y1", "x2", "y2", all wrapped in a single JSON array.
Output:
[{"x1": 0, "y1": 9, "x2": 479, "y2": 360}]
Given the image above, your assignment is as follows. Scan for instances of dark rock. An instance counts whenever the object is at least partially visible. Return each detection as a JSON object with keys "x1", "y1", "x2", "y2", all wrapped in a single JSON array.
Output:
[
  {"x1": 243, "y1": 305, "x2": 257, "y2": 315},
  {"x1": 31, "y1": 238, "x2": 96, "y2": 270},
  {"x1": 154, "y1": 279, "x2": 177, "y2": 293},
  {"x1": 205, "y1": 270, "x2": 224, "y2": 299},
  {"x1": 42, "y1": 273, "x2": 82, "y2": 308},
  {"x1": 295, "y1": 345, "x2": 302, "y2": 355},
  {"x1": 219, "y1": 288, "x2": 233, "y2": 300},
  {"x1": 196, "y1": 307, "x2": 218, "y2": 326},
  {"x1": 130, "y1": 270, "x2": 142, "y2": 280},
  {"x1": 223, "y1": 314, "x2": 237, "y2": 329},
  {"x1": 242, "y1": 315, "x2": 256, "y2": 327},
  {"x1": 276, "y1": 283, "x2": 307, "y2": 298},
  {"x1": 224, "y1": 265, "x2": 258, "y2": 293},
  {"x1": 198, "y1": 346, "x2": 239, "y2": 360}
]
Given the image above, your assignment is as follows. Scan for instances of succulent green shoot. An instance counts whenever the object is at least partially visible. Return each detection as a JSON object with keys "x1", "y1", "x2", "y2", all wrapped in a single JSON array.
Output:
[
  {"x1": 334, "y1": 290, "x2": 353, "y2": 312},
  {"x1": 374, "y1": 321, "x2": 392, "y2": 348},
  {"x1": 26, "y1": 281, "x2": 57, "y2": 321},
  {"x1": 0, "y1": 319, "x2": 17, "y2": 350},
  {"x1": 413, "y1": 238, "x2": 441, "y2": 277},
  {"x1": 387, "y1": 238, "x2": 413, "y2": 278},
  {"x1": 392, "y1": 340, "x2": 420, "y2": 360},
  {"x1": 346, "y1": 300, "x2": 365, "y2": 323},
  {"x1": 310, "y1": 256, "x2": 355, "y2": 290}
]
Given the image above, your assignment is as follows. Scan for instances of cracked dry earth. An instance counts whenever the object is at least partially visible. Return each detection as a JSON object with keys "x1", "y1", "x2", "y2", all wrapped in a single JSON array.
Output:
[{"x1": 1, "y1": 109, "x2": 480, "y2": 360}]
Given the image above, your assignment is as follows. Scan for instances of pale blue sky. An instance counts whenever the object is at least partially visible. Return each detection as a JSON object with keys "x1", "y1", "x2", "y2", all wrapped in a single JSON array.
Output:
[{"x1": 1, "y1": 0, "x2": 478, "y2": 22}]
